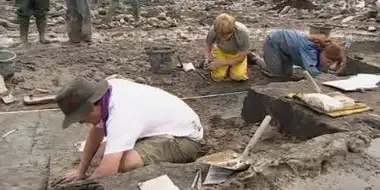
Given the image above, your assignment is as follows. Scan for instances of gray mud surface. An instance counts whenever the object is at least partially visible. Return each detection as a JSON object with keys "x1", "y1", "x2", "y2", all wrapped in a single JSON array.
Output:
[{"x1": 1, "y1": 0, "x2": 380, "y2": 189}]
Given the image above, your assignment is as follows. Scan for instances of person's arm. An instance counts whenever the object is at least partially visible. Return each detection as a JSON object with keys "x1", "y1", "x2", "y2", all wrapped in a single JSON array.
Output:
[
  {"x1": 224, "y1": 52, "x2": 248, "y2": 66},
  {"x1": 77, "y1": 124, "x2": 105, "y2": 176},
  {"x1": 90, "y1": 110, "x2": 143, "y2": 178},
  {"x1": 91, "y1": 152, "x2": 123, "y2": 178},
  {"x1": 299, "y1": 47, "x2": 321, "y2": 77},
  {"x1": 205, "y1": 27, "x2": 216, "y2": 60}
]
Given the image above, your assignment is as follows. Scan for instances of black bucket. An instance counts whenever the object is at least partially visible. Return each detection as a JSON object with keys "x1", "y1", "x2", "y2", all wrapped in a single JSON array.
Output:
[
  {"x1": 309, "y1": 23, "x2": 333, "y2": 37},
  {"x1": 0, "y1": 50, "x2": 16, "y2": 79},
  {"x1": 145, "y1": 45, "x2": 176, "y2": 74}
]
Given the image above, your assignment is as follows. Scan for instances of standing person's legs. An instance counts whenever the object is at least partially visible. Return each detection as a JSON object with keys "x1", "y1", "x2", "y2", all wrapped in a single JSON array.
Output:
[
  {"x1": 131, "y1": 0, "x2": 140, "y2": 21},
  {"x1": 64, "y1": 0, "x2": 81, "y2": 43},
  {"x1": 103, "y1": 0, "x2": 119, "y2": 23},
  {"x1": 34, "y1": 0, "x2": 51, "y2": 44},
  {"x1": 16, "y1": 0, "x2": 32, "y2": 43},
  {"x1": 210, "y1": 45, "x2": 229, "y2": 81},
  {"x1": 76, "y1": 0, "x2": 92, "y2": 42}
]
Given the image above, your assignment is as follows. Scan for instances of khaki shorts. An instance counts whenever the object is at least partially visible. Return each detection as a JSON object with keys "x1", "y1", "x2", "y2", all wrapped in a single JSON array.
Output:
[{"x1": 134, "y1": 135, "x2": 201, "y2": 165}]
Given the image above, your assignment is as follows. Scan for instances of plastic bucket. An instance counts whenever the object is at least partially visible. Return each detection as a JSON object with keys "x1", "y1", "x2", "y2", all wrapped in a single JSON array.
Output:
[
  {"x1": 145, "y1": 45, "x2": 176, "y2": 74},
  {"x1": 309, "y1": 24, "x2": 333, "y2": 37},
  {"x1": 0, "y1": 50, "x2": 16, "y2": 78}
]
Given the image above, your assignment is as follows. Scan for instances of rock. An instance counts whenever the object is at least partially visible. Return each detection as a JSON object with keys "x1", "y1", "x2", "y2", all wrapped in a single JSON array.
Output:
[
  {"x1": 157, "y1": 12, "x2": 167, "y2": 20},
  {"x1": 279, "y1": 6, "x2": 291, "y2": 14},
  {"x1": 368, "y1": 26, "x2": 377, "y2": 32},
  {"x1": 341, "y1": 15, "x2": 355, "y2": 23},
  {"x1": 0, "y1": 18, "x2": 17, "y2": 29},
  {"x1": 330, "y1": 15, "x2": 344, "y2": 20},
  {"x1": 98, "y1": 9, "x2": 107, "y2": 16},
  {"x1": 317, "y1": 12, "x2": 331, "y2": 19},
  {"x1": 135, "y1": 77, "x2": 147, "y2": 84},
  {"x1": 124, "y1": 64, "x2": 138, "y2": 72}
]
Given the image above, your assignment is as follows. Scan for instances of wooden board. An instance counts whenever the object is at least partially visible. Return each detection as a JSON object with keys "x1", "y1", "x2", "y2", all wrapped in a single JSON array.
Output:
[
  {"x1": 286, "y1": 91, "x2": 372, "y2": 118},
  {"x1": 23, "y1": 95, "x2": 57, "y2": 106},
  {"x1": 0, "y1": 75, "x2": 8, "y2": 95}
]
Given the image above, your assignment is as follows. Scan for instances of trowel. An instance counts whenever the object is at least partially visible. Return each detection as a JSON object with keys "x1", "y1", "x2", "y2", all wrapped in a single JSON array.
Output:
[{"x1": 197, "y1": 115, "x2": 272, "y2": 171}]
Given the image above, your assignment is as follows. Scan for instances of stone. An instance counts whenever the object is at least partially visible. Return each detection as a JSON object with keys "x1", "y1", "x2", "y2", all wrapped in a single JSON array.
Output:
[
  {"x1": 98, "y1": 9, "x2": 107, "y2": 16},
  {"x1": 157, "y1": 12, "x2": 167, "y2": 20},
  {"x1": 368, "y1": 26, "x2": 377, "y2": 32},
  {"x1": 279, "y1": 6, "x2": 291, "y2": 15},
  {"x1": 241, "y1": 73, "x2": 380, "y2": 139},
  {"x1": 341, "y1": 16, "x2": 355, "y2": 23},
  {"x1": 135, "y1": 77, "x2": 147, "y2": 84}
]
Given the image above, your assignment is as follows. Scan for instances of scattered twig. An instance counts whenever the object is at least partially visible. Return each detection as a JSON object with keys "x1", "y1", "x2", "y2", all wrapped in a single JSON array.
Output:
[
  {"x1": 2, "y1": 128, "x2": 18, "y2": 138},
  {"x1": 182, "y1": 91, "x2": 247, "y2": 100}
]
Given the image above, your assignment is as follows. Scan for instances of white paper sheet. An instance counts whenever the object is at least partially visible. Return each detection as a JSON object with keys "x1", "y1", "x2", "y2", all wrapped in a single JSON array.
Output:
[
  {"x1": 138, "y1": 175, "x2": 180, "y2": 190},
  {"x1": 322, "y1": 73, "x2": 380, "y2": 91}
]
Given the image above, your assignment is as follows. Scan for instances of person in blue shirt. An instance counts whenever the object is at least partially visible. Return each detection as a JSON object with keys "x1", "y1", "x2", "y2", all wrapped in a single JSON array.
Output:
[{"x1": 251, "y1": 29, "x2": 346, "y2": 79}]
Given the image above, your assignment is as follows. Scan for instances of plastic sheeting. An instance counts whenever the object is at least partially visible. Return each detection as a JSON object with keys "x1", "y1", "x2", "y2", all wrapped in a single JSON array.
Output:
[{"x1": 322, "y1": 74, "x2": 380, "y2": 92}]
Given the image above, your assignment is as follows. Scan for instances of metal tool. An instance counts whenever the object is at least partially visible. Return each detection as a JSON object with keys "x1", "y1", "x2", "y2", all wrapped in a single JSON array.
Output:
[
  {"x1": 197, "y1": 115, "x2": 272, "y2": 171},
  {"x1": 190, "y1": 169, "x2": 202, "y2": 189}
]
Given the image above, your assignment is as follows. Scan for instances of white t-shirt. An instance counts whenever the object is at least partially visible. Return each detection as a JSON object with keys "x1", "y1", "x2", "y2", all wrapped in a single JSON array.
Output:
[{"x1": 98, "y1": 79, "x2": 204, "y2": 155}]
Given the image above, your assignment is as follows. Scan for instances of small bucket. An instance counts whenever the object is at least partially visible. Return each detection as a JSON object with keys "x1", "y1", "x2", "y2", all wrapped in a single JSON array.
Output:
[
  {"x1": 145, "y1": 45, "x2": 176, "y2": 74},
  {"x1": 309, "y1": 24, "x2": 333, "y2": 37},
  {"x1": 0, "y1": 50, "x2": 16, "y2": 79}
]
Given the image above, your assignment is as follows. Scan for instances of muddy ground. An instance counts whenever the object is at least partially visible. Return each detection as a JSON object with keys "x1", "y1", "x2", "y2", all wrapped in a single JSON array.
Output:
[{"x1": 1, "y1": 0, "x2": 380, "y2": 189}]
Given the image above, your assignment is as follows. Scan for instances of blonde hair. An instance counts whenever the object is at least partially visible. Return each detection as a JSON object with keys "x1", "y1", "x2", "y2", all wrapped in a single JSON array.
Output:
[{"x1": 213, "y1": 13, "x2": 236, "y2": 36}]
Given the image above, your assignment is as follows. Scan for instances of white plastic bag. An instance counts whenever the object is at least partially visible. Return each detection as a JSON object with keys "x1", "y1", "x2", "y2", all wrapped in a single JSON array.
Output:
[{"x1": 299, "y1": 93, "x2": 344, "y2": 112}]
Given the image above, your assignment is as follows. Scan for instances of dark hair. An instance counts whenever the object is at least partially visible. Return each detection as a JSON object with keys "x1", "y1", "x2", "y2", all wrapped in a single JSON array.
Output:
[{"x1": 94, "y1": 99, "x2": 101, "y2": 105}]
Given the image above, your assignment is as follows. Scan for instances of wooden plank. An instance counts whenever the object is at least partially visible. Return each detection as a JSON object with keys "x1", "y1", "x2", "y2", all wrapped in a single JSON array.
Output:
[
  {"x1": 23, "y1": 95, "x2": 57, "y2": 106},
  {"x1": 0, "y1": 75, "x2": 8, "y2": 95}
]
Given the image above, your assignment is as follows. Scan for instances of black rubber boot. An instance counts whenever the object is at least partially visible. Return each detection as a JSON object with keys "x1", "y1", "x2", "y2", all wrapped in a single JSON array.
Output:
[
  {"x1": 36, "y1": 18, "x2": 51, "y2": 44},
  {"x1": 19, "y1": 18, "x2": 29, "y2": 44}
]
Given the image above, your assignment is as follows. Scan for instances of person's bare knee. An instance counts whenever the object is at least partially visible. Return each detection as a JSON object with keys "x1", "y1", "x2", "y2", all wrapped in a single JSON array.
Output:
[{"x1": 118, "y1": 150, "x2": 144, "y2": 173}]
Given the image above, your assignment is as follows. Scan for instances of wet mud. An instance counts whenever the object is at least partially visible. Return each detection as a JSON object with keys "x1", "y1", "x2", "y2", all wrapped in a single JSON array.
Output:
[{"x1": 1, "y1": 0, "x2": 380, "y2": 189}]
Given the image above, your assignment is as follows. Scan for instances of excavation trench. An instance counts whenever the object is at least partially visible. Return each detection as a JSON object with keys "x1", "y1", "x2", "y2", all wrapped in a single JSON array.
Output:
[{"x1": 340, "y1": 40, "x2": 380, "y2": 76}]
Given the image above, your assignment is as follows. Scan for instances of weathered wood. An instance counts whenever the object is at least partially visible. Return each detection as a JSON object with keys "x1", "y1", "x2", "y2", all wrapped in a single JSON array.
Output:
[
  {"x1": 0, "y1": 75, "x2": 8, "y2": 95},
  {"x1": 23, "y1": 95, "x2": 57, "y2": 106}
]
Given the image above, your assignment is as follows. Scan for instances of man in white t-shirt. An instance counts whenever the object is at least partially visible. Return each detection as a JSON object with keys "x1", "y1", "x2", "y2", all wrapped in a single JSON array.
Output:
[{"x1": 52, "y1": 77, "x2": 204, "y2": 186}]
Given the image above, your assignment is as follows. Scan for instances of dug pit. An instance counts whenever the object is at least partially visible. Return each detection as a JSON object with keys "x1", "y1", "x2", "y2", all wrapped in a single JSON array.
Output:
[
  {"x1": 241, "y1": 73, "x2": 380, "y2": 139},
  {"x1": 340, "y1": 40, "x2": 380, "y2": 76}
]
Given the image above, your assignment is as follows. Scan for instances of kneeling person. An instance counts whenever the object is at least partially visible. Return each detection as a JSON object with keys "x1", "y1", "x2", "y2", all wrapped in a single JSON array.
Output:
[
  {"x1": 53, "y1": 78, "x2": 203, "y2": 184},
  {"x1": 204, "y1": 13, "x2": 250, "y2": 81}
]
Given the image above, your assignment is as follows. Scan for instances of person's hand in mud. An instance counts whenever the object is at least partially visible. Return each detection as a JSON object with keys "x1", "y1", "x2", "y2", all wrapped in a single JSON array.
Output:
[
  {"x1": 209, "y1": 59, "x2": 226, "y2": 70},
  {"x1": 51, "y1": 169, "x2": 88, "y2": 187}
]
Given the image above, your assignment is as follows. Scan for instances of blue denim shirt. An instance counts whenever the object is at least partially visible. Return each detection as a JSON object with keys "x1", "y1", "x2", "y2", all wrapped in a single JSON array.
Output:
[{"x1": 268, "y1": 29, "x2": 321, "y2": 76}]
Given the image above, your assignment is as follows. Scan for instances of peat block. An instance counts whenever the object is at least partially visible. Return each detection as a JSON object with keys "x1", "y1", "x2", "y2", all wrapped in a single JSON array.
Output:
[{"x1": 241, "y1": 73, "x2": 380, "y2": 139}]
